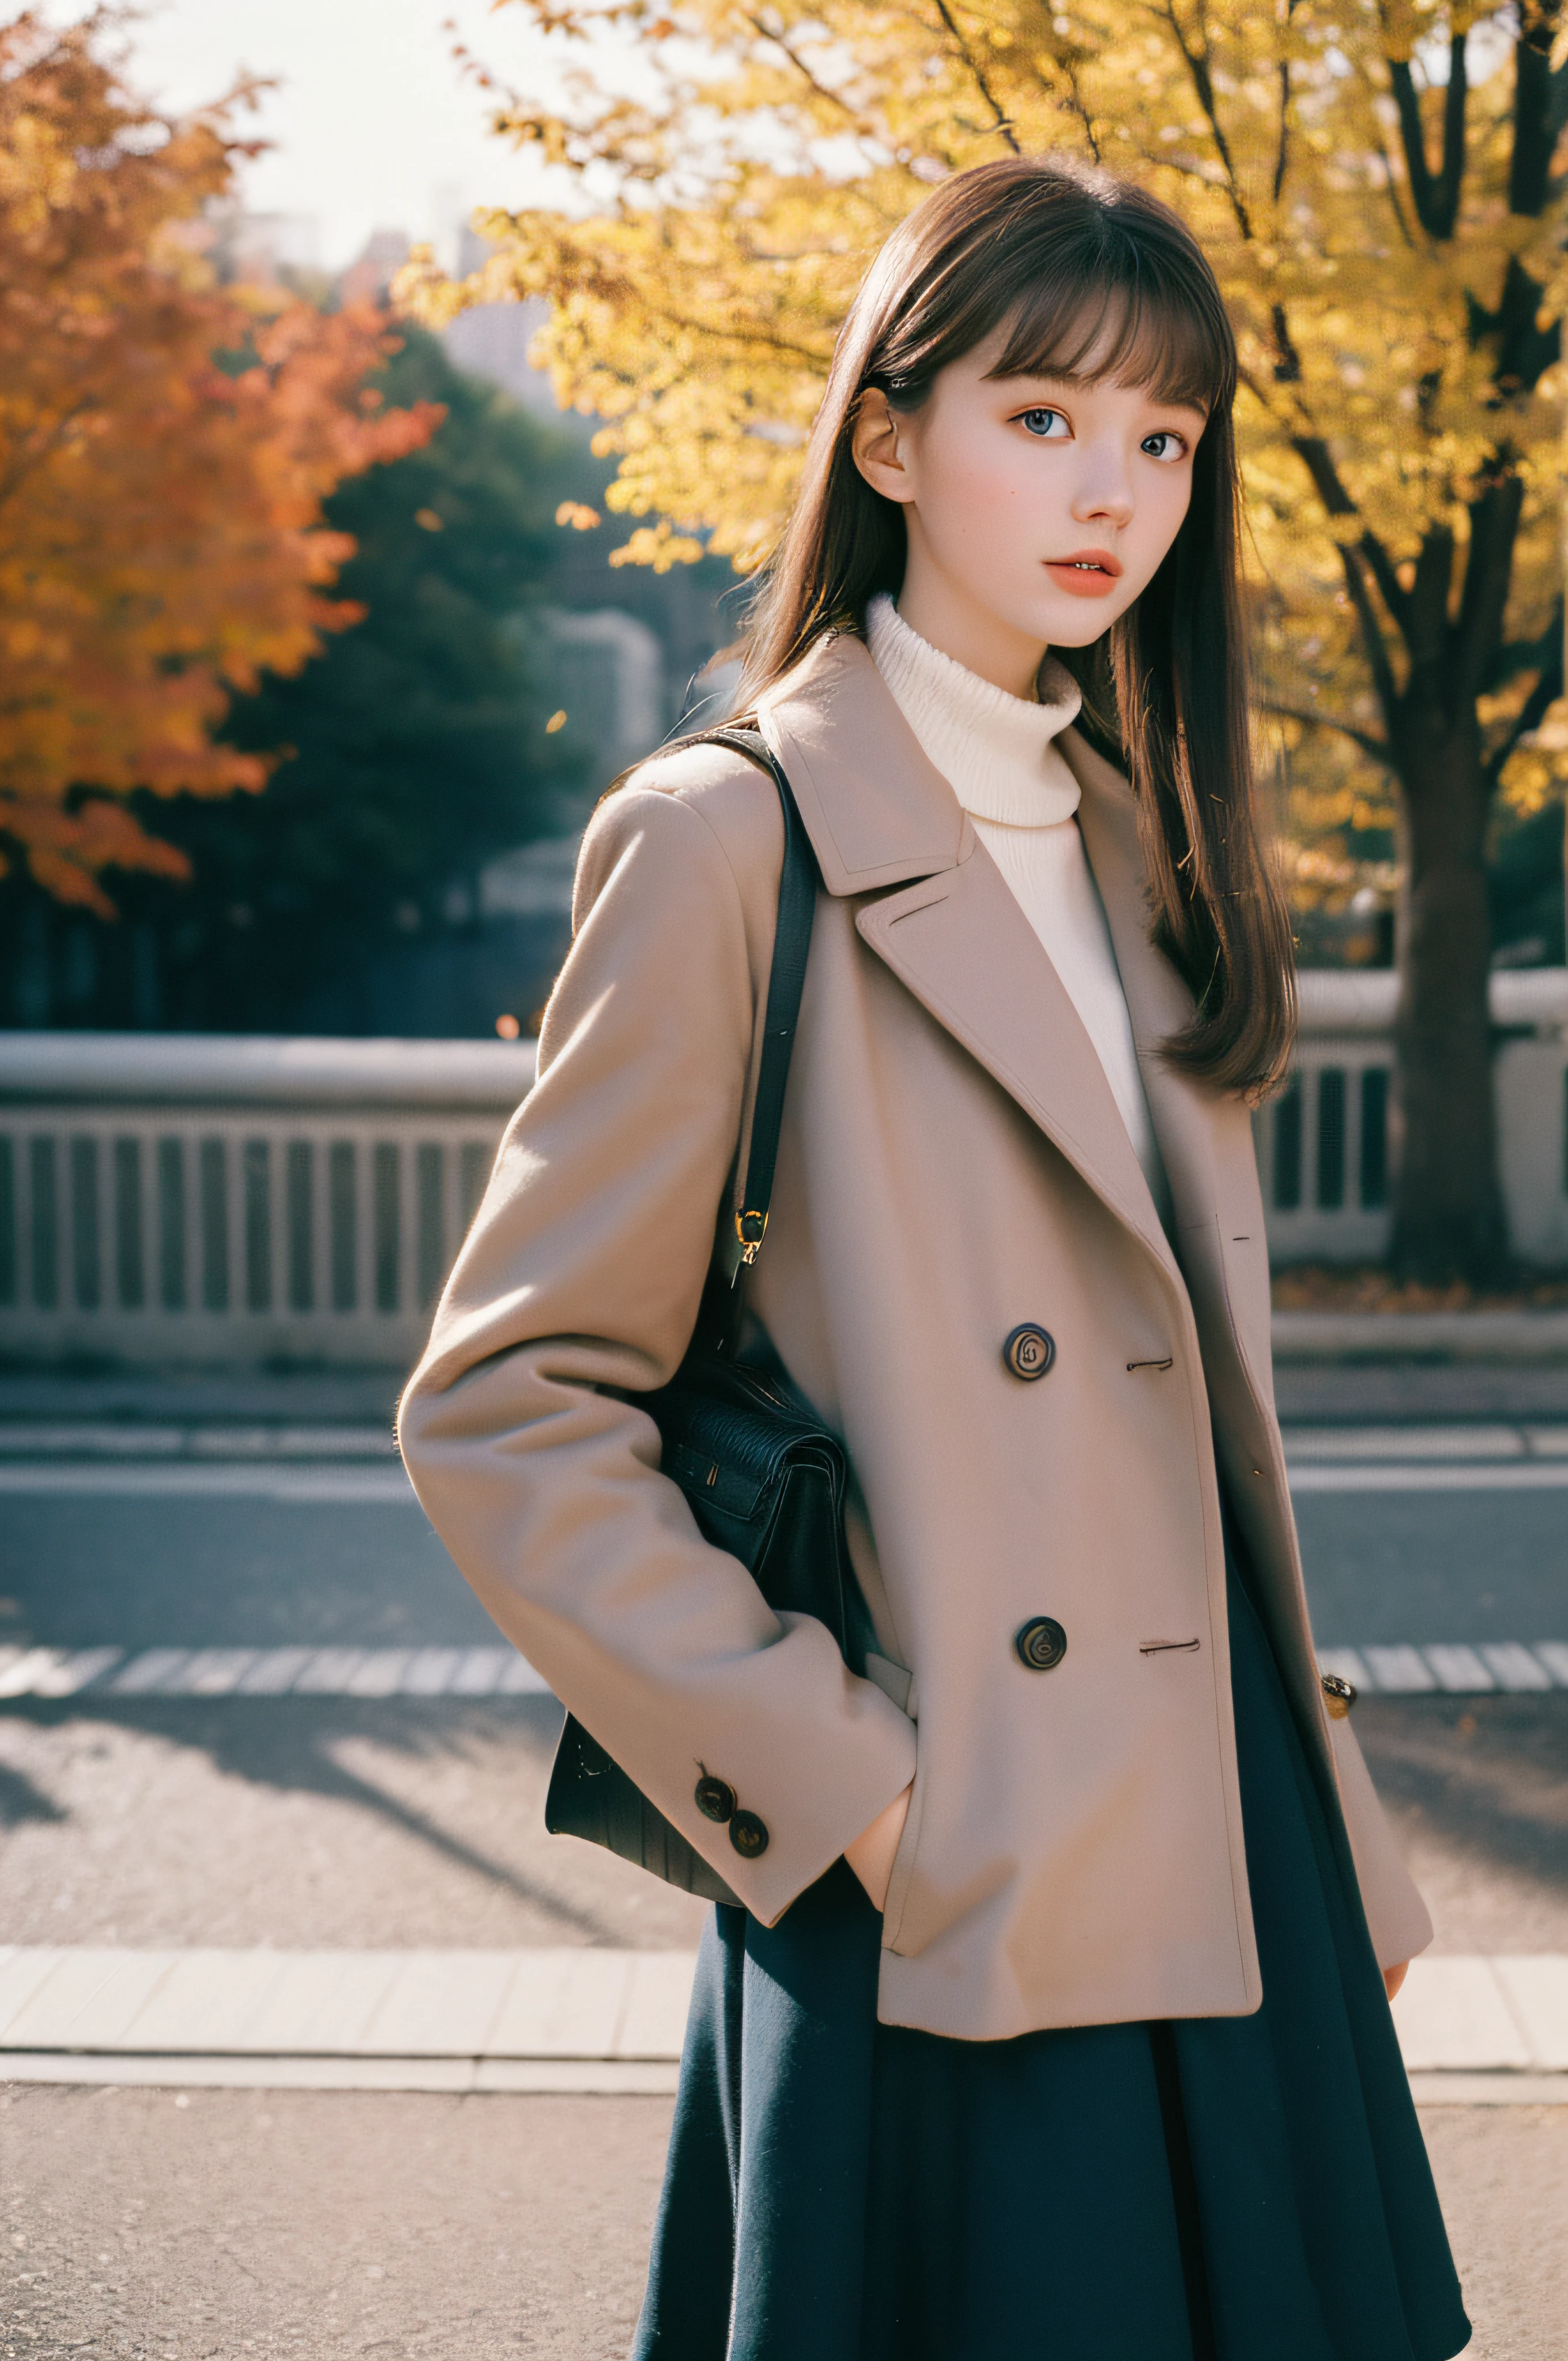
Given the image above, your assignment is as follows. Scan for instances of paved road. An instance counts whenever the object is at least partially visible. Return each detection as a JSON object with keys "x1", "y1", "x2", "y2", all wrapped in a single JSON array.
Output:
[
  {"x1": 4, "y1": 2085, "x2": 1566, "y2": 2360},
  {"x1": 0, "y1": 1445, "x2": 1563, "y2": 1955},
  {"x1": 2, "y1": 1438, "x2": 1565, "y2": 1655},
  {"x1": 1, "y1": 1431, "x2": 1565, "y2": 2356}
]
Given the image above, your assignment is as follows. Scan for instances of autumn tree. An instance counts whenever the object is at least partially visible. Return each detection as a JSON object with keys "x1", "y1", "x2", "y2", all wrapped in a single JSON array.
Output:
[
  {"x1": 405, "y1": 0, "x2": 1568, "y2": 1281},
  {"x1": 111, "y1": 327, "x2": 602, "y2": 1032},
  {"x1": 0, "y1": 9, "x2": 439, "y2": 912}
]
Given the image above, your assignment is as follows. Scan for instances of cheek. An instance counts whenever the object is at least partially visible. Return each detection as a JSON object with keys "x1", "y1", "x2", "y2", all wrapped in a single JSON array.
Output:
[
  {"x1": 920, "y1": 437, "x2": 1049, "y2": 558},
  {"x1": 1120, "y1": 474, "x2": 1190, "y2": 588}
]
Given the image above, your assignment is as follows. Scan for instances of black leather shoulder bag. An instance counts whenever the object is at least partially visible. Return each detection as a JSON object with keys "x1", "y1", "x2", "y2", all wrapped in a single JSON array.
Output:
[{"x1": 544, "y1": 727, "x2": 867, "y2": 1907}]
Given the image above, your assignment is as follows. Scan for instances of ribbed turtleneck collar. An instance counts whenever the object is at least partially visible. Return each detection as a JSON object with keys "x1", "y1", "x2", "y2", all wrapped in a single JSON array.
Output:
[{"x1": 865, "y1": 591, "x2": 1083, "y2": 828}]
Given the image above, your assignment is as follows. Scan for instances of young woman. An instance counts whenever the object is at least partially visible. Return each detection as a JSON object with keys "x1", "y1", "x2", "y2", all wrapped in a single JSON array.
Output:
[{"x1": 399, "y1": 159, "x2": 1469, "y2": 2360}]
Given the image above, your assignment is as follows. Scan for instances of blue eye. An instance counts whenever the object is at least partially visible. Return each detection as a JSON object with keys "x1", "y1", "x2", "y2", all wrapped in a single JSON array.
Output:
[
  {"x1": 1141, "y1": 431, "x2": 1186, "y2": 461},
  {"x1": 1019, "y1": 408, "x2": 1069, "y2": 438}
]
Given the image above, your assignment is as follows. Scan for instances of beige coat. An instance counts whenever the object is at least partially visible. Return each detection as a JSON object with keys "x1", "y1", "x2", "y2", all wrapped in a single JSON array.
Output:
[{"x1": 398, "y1": 630, "x2": 1431, "y2": 2043}]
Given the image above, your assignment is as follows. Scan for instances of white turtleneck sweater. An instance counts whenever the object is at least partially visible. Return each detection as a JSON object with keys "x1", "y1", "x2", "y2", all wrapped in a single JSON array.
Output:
[{"x1": 865, "y1": 593, "x2": 1166, "y2": 1208}]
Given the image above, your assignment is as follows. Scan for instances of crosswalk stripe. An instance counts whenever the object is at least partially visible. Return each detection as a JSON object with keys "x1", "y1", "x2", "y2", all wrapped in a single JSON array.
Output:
[
  {"x1": 0, "y1": 1643, "x2": 554, "y2": 1699},
  {"x1": 0, "y1": 1462, "x2": 417, "y2": 1500},
  {"x1": 0, "y1": 1641, "x2": 1562, "y2": 1701}
]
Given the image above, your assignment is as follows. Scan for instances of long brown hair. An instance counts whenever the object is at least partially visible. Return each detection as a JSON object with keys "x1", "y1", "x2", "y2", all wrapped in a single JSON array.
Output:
[{"x1": 740, "y1": 156, "x2": 1294, "y2": 1097}]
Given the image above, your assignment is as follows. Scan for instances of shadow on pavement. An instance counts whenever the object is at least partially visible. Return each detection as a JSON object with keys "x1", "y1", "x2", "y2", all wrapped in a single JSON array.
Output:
[
  {"x1": 0, "y1": 1692, "x2": 638, "y2": 1948},
  {"x1": 1356, "y1": 1696, "x2": 1568, "y2": 1909}
]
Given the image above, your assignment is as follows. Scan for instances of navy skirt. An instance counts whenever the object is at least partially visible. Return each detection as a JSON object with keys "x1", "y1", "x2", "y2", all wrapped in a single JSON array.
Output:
[{"x1": 631, "y1": 1525, "x2": 1470, "y2": 2361}]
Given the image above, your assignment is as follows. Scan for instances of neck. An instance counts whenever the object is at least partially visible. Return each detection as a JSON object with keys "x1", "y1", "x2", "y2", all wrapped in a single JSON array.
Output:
[
  {"x1": 894, "y1": 564, "x2": 1046, "y2": 700},
  {"x1": 865, "y1": 594, "x2": 1081, "y2": 828}
]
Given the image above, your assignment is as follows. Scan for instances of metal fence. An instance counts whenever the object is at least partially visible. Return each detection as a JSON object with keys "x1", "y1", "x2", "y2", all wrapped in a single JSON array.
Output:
[
  {"x1": 2, "y1": 973, "x2": 1566, "y2": 1371},
  {"x1": 1258, "y1": 970, "x2": 1568, "y2": 1266},
  {"x1": 0, "y1": 1035, "x2": 534, "y2": 1369}
]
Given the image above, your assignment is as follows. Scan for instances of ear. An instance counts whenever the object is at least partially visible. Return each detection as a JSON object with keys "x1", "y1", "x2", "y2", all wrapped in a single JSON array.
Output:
[{"x1": 851, "y1": 386, "x2": 915, "y2": 505}]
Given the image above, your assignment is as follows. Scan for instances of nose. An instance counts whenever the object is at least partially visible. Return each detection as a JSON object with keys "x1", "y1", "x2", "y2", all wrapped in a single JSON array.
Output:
[{"x1": 1070, "y1": 448, "x2": 1134, "y2": 531}]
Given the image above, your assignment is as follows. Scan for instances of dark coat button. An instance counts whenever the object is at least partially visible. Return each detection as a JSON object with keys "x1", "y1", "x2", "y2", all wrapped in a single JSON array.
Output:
[
  {"x1": 694, "y1": 1774, "x2": 736, "y2": 1823},
  {"x1": 1321, "y1": 1672, "x2": 1356, "y2": 1721},
  {"x1": 1014, "y1": 1616, "x2": 1068, "y2": 1671},
  {"x1": 1003, "y1": 1323, "x2": 1055, "y2": 1381},
  {"x1": 729, "y1": 1809, "x2": 770, "y2": 1858}
]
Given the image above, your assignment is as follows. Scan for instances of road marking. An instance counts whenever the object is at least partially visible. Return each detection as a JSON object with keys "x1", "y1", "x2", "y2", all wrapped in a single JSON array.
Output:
[
  {"x1": 0, "y1": 1641, "x2": 1562, "y2": 1700},
  {"x1": 1290, "y1": 1462, "x2": 1568, "y2": 1491},
  {"x1": 0, "y1": 1644, "x2": 552, "y2": 1698},
  {"x1": 1284, "y1": 1425, "x2": 1533, "y2": 1462},
  {"x1": 0, "y1": 1464, "x2": 415, "y2": 1501},
  {"x1": 6, "y1": 1450, "x2": 1568, "y2": 1500},
  {"x1": 0, "y1": 1424, "x2": 395, "y2": 1462}
]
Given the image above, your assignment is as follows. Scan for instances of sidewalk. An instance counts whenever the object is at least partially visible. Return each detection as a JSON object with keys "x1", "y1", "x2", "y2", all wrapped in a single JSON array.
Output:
[
  {"x1": 2, "y1": 1944, "x2": 1566, "y2": 2104},
  {"x1": 1272, "y1": 1308, "x2": 1568, "y2": 1420}
]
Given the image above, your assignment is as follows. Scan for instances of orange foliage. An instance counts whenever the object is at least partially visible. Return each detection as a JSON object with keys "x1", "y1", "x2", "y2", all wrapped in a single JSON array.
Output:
[{"x1": 0, "y1": 11, "x2": 441, "y2": 910}]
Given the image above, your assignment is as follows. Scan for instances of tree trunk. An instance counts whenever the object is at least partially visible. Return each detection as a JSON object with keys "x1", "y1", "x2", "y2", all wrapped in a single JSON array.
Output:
[{"x1": 1389, "y1": 718, "x2": 1508, "y2": 1281}]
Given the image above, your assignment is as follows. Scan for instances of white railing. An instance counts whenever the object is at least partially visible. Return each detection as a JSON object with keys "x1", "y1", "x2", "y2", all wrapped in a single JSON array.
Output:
[
  {"x1": 2, "y1": 974, "x2": 1566, "y2": 1372},
  {"x1": 1258, "y1": 971, "x2": 1568, "y2": 1266},
  {"x1": 0, "y1": 1036, "x2": 535, "y2": 1369}
]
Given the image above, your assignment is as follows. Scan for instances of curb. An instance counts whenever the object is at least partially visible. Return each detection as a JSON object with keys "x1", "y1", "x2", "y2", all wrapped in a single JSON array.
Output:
[{"x1": 1272, "y1": 1311, "x2": 1568, "y2": 1364}]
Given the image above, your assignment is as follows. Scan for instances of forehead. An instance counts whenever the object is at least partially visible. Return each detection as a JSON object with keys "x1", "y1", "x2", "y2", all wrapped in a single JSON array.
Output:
[{"x1": 978, "y1": 286, "x2": 1220, "y2": 414}]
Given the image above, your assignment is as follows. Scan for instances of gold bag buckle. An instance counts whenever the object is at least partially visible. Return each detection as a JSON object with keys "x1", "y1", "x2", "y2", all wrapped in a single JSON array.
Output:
[{"x1": 736, "y1": 1209, "x2": 768, "y2": 1266}]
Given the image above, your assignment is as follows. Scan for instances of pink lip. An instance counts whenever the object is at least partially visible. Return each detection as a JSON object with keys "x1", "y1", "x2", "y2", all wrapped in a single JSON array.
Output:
[{"x1": 1045, "y1": 549, "x2": 1124, "y2": 598}]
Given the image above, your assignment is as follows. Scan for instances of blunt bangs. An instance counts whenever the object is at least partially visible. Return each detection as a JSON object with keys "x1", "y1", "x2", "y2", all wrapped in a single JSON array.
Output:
[
  {"x1": 987, "y1": 266, "x2": 1230, "y2": 417},
  {"x1": 870, "y1": 172, "x2": 1235, "y2": 422}
]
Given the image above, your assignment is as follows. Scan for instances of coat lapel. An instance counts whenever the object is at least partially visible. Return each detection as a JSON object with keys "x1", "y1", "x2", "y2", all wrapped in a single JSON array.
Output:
[
  {"x1": 757, "y1": 630, "x2": 968, "y2": 893},
  {"x1": 759, "y1": 635, "x2": 1176, "y2": 1274},
  {"x1": 1066, "y1": 723, "x2": 1283, "y2": 1484},
  {"x1": 1063, "y1": 723, "x2": 1222, "y2": 1239},
  {"x1": 856, "y1": 859, "x2": 1176, "y2": 1273}
]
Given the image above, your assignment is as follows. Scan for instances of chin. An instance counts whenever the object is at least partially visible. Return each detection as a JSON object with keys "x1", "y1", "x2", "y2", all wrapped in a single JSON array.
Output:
[{"x1": 1035, "y1": 596, "x2": 1134, "y2": 647}]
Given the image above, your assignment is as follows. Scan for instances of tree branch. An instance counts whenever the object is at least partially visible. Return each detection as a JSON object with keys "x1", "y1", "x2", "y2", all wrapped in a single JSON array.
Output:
[
  {"x1": 1389, "y1": 35, "x2": 1468, "y2": 237},
  {"x1": 1285, "y1": 427, "x2": 1412, "y2": 644},
  {"x1": 1453, "y1": 469, "x2": 1525, "y2": 706},
  {"x1": 1437, "y1": 31, "x2": 1469, "y2": 234},
  {"x1": 1483, "y1": 620, "x2": 1565, "y2": 791},
  {"x1": 1509, "y1": 0, "x2": 1564, "y2": 216},
  {"x1": 930, "y1": 0, "x2": 1022, "y2": 153},
  {"x1": 741, "y1": 13, "x2": 877, "y2": 139},
  {"x1": 1388, "y1": 59, "x2": 1438, "y2": 231},
  {"x1": 1153, "y1": 0, "x2": 1252, "y2": 236},
  {"x1": 1340, "y1": 543, "x2": 1404, "y2": 733},
  {"x1": 1261, "y1": 700, "x2": 1393, "y2": 761}
]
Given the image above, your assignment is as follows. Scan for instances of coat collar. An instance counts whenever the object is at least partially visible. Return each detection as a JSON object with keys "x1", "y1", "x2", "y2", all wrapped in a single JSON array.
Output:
[
  {"x1": 759, "y1": 633, "x2": 1173, "y2": 1270},
  {"x1": 756, "y1": 630, "x2": 972, "y2": 893},
  {"x1": 756, "y1": 631, "x2": 1243, "y2": 1278}
]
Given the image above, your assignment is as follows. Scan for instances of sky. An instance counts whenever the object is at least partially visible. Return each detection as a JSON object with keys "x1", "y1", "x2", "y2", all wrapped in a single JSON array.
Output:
[{"x1": 56, "y1": 0, "x2": 583, "y2": 269}]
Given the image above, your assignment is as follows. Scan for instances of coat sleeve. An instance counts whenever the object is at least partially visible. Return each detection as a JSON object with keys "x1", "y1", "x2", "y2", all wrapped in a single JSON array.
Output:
[{"x1": 397, "y1": 770, "x2": 918, "y2": 1922}]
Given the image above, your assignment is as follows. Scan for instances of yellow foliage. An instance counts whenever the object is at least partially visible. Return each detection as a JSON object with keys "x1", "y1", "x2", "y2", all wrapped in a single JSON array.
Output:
[
  {"x1": 0, "y1": 11, "x2": 440, "y2": 909},
  {"x1": 396, "y1": 0, "x2": 1567, "y2": 897}
]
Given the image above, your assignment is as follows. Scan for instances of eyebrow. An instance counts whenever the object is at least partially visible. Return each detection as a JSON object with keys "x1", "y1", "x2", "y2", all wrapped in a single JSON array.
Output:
[{"x1": 999, "y1": 379, "x2": 1209, "y2": 417}]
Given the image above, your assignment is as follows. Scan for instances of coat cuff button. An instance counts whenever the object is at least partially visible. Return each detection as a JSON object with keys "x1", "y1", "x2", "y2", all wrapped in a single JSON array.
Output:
[
  {"x1": 695, "y1": 1774, "x2": 736, "y2": 1823},
  {"x1": 1321, "y1": 1672, "x2": 1356, "y2": 1721},
  {"x1": 729, "y1": 1809, "x2": 770, "y2": 1858},
  {"x1": 1014, "y1": 1615, "x2": 1068, "y2": 1671},
  {"x1": 1003, "y1": 1323, "x2": 1055, "y2": 1381}
]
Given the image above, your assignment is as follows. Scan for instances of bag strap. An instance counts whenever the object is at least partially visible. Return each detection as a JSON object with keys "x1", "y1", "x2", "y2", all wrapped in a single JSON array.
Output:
[{"x1": 687, "y1": 726, "x2": 819, "y2": 1280}]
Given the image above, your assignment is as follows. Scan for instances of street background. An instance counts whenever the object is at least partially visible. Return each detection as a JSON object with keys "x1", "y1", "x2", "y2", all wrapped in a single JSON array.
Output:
[
  {"x1": 2, "y1": 1351, "x2": 1566, "y2": 2356},
  {"x1": 5, "y1": 0, "x2": 1568, "y2": 2354}
]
